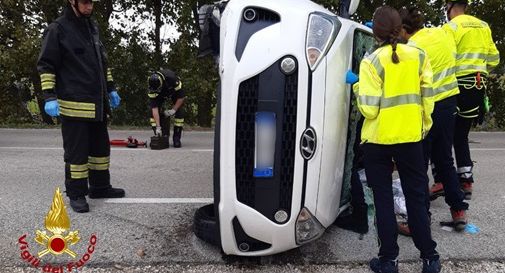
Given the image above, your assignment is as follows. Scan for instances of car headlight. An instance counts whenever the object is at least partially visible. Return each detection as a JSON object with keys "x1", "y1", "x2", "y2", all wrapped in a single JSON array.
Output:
[
  {"x1": 305, "y1": 13, "x2": 341, "y2": 71},
  {"x1": 295, "y1": 207, "x2": 325, "y2": 245}
]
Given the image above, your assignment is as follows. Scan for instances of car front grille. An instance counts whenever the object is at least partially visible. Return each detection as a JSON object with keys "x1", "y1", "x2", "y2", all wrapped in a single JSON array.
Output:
[{"x1": 235, "y1": 58, "x2": 298, "y2": 222}]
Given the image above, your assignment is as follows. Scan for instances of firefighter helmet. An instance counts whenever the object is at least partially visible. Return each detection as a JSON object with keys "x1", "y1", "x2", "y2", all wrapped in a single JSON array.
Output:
[{"x1": 148, "y1": 72, "x2": 165, "y2": 93}]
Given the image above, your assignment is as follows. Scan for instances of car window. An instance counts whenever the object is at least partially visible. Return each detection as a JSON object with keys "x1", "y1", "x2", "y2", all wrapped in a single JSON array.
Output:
[{"x1": 352, "y1": 30, "x2": 375, "y2": 74}]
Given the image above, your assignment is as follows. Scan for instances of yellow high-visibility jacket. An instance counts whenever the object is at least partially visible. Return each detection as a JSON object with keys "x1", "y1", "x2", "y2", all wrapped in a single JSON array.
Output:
[
  {"x1": 443, "y1": 14, "x2": 500, "y2": 77},
  {"x1": 353, "y1": 44, "x2": 435, "y2": 145},
  {"x1": 409, "y1": 27, "x2": 459, "y2": 102}
]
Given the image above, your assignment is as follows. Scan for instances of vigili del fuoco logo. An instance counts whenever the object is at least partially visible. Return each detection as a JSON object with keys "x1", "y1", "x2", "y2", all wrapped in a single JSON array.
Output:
[{"x1": 18, "y1": 188, "x2": 97, "y2": 272}]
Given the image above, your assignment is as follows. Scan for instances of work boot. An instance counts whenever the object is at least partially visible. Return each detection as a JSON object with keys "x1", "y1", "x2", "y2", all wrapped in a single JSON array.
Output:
[
  {"x1": 422, "y1": 259, "x2": 442, "y2": 273},
  {"x1": 369, "y1": 258, "x2": 399, "y2": 273},
  {"x1": 451, "y1": 209, "x2": 467, "y2": 232},
  {"x1": 173, "y1": 126, "x2": 183, "y2": 148},
  {"x1": 429, "y1": 182, "x2": 445, "y2": 201},
  {"x1": 89, "y1": 187, "x2": 126, "y2": 199},
  {"x1": 461, "y1": 182, "x2": 472, "y2": 200},
  {"x1": 69, "y1": 196, "x2": 89, "y2": 213},
  {"x1": 397, "y1": 221, "x2": 411, "y2": 237}
]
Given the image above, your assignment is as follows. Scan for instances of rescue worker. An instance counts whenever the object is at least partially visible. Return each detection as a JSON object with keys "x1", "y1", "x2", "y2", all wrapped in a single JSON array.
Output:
[
  {"x1": 354, "y1": 6, "x2": 440, "y2": 273},
  {"x1": 37, "y1": 0, "x2": 125, "y2": 213},
  {"x1": 148, "y1": 69, "x2": 185, "y2": 148},
  {"x1": 334, "y1": 114, "x2": 369, "y2": 235},
  {"x1": 431, "y1": 0, "x2": 500, "y2": 199},
  {"x1": 399, "y1": 7, "x2": 469, "y2": 232}
]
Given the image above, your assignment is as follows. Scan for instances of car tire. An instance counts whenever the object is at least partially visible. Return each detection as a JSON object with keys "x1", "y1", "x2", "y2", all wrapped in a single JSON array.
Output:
[{"x1": 193, "y1": 204, "x2": 221, "y2": 247}]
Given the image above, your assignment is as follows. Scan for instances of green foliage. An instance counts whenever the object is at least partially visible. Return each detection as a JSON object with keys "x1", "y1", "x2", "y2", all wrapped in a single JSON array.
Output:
[
  {"x1": 486, "y1": 75, "x2": 505, "y2": 129},
  {"x1": 0, "y1": 0, "x2": 503, "y2": 128}
]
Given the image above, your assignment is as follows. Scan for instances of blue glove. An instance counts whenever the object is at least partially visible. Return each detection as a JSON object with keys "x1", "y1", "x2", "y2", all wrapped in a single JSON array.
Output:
[
  {"x1": 44, "y1": 100, "x2": 59, "y2": 117},
  {"x1": 109, "y1": 90, "x2": 121, "y2": 109},
  {"x1": 364, "y1": 21, "x2": 373, "y2": 29},
  {"x1": 346, "y1": 70, "x2": 359, "y2": 85}
]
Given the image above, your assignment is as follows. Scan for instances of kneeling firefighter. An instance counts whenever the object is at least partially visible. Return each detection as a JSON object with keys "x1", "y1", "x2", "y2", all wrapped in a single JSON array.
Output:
[{"x1": 148, "y1": 69, "x2": 186, "y2": 148}]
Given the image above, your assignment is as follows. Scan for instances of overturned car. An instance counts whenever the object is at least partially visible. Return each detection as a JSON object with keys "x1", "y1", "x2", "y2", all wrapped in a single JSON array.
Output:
[{"x1": 194, "y1": 0, "x2": 376, "y2": 256}]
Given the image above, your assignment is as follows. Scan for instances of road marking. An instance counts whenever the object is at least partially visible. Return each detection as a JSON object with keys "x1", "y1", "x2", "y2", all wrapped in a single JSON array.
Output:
[
  {"x1": 471, "y1": 148, "x2": 505, "y2": 151},
  {"x1": 0, "y1": 147, "x2": 213, "y2": 152},
  {"x1": 2, "y1": 147, "x2": 504, "y2": 152},
  {"x1": 104, "y1": 198, "x2": 213, "y2": 204}
]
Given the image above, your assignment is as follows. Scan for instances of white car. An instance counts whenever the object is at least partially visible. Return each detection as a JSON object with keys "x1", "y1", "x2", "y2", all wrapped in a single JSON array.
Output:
[{"x1": 194, "y1": 0, "x2": 376, "y2": 256}]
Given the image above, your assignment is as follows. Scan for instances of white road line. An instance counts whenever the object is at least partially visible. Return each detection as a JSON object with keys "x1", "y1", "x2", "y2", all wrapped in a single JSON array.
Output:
[
  {"x1": 104, "y1": 198, "x2": 213, "y2": 204},
  {"x1": 471, "y1": 148, "x2": 505, "y2": 151},
  {"x1": 2, "y1": 146, "x2": 505, "y2": 152},
  {"x1": 0, "y1": 147, "x2": 213, "y2": 152}
]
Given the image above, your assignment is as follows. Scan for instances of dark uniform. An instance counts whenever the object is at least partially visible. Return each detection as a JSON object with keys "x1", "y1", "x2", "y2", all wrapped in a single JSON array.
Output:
[
  {"x1": 37, "y1": 5, "x2": 124, "y2": 211},
  {"x1": 148, "y1": 70, "x2": 185, "y2": 147}
]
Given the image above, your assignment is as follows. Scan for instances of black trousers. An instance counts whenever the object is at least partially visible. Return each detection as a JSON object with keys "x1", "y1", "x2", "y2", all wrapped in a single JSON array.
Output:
[
  {"x1": 425, "y1": 96, "x2": 468, "y2": 211},
  {"x1": 61, "y1": 117, "x2": 111, "y2": 198},
  {"x1": 453, "y1": 77, "x2": 485, "y2": 183},
  {"x1": 363, "y1": 142, "x2": 438, "y2": 261},
  {"x1": 351, "y1": 117, "x2": 366, "y2": 210}
]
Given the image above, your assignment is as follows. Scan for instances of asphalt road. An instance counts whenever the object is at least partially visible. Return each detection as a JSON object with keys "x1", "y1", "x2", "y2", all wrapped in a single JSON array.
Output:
[{"x1": 1, "y1": 128, "x2": 504, "y2": 272}]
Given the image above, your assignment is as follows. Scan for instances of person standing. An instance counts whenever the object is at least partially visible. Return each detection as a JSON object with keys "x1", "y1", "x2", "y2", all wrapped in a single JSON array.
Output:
[
  {"x1": 354, "y1": 6, "x2": 440, "y2": 273},
  {"x1": 399, "y1": 7, "x2": 469, "y2": 232},
  {"x1": 37, "y1": 0, "x2": 125, "y2": 213},
  {"x1": 437, "y1": 0, "x2": 500, "y2": 199},
  {"x1": 148, "y1": 69, "x2": 186, "y2": 148}
]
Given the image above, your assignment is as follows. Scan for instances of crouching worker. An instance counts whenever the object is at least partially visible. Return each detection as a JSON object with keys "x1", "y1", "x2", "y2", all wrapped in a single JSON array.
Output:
[
  {"x1": 148, "y1": 69, "x2": 186, "y2": 148},
  {"x1": 37, "y1": 0, "x2": 125, "y2": 213},
  {"x1": 354, "y1": 6, "x2": 440, "y2": 273}
]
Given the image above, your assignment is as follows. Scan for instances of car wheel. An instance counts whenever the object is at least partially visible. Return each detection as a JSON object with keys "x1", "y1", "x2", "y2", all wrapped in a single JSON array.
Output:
[{"x1": 193, "y1": 204, "x2": 221, "y2": 247}]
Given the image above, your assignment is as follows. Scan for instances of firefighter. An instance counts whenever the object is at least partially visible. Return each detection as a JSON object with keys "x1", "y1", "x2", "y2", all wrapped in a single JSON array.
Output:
[
  {"x1": 354, "y1": 6, "x2": 440, "y2": 273},
  {"x1": 432, "y1": 0, "x2": 500, "y2": 199},
  {"x1": 148, "y1": 69, "x2": 185, "y2": 148},
  {"x1": 399, "y1": 7, "x2": 469, "y2": 232},
  {"x1": 37, "y1": 0, "x2": 125, "y2": 213}
]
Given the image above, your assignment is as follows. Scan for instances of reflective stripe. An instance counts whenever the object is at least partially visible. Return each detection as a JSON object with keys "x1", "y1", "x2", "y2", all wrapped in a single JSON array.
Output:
[
  {"x1": 174, "y1": 118, "x2": 184, "y2": 127},
  {"x1": 457, "y1": 166, "x2": 473, "y2": 175},
  {"x1": 150, "y1": 118, "x2": 156, "y2": 126},
  {"x1": 433, "y1": 67, "x2": 456, "y2": 83},
  {"x1": 70, "y1": 164, "x2": 89, "y2": 179},
  {"x1": 60, "y1": 108, "x2": 95, "y2": 118},
  {"x1": 71, "y1": 170, "x2": 89, "y2": 179},
  {"x1": 487, "y1": 54, "x2": 500, "y2": 62},
  {"x1": 88, "y1": 156, "x2": 110, "y2": 164},
  {"x1": 88, "y1": 163, "x2": 109, "y2": 171},
  {"x1": 41, "y1": 73, "x2": 56, "y2": 82},
  {"x1": 456, "y1": 64, "x2": 487, "y2": 72},
  {"x1": 148, "y1": 93, "x2": 158, "y2": 98},
  {"x1": 107, "y1": 68, "x2": 113, "y2": 82},
  {"x1": 422, "y1": 87, "x2": 435, "y2": 97},
  {"x1": 456, "y1": 52, "x2": 487, "y2": 61},
  {"x1": 41, "y1": 82, "x2": 56, "y2": 90},
  {"x1": 58, "y1": 100, "x2": 96, "y2": 118},
  {"x1": 434, "y1": 81, "x2": 459, "y2": 96},
  {"x1": 358, "y1": 95, "x2": 380, "y2": 107},
  {"x1": 70, "y1": 164, "x2": 88, "y2": 171},
  {"x1": 448, "y1": 22, "x2": 457, "y2": 31},
  {"x1": 58, "y1": 100, "x2": 95, "y2": 111},
  {"x1": 366, "y1": 52, "x2": 385, "y2": 79},
  {"x1": 381, "y1": 94, "x2": 421, "y2": 108},
  {"x1": 175, "y1": 81, "x2": 183, "y2": 91},
  {"x1": 419, "y1": 50, "x2": 426, "y2": 75},
  {"x1": 459, "y1": 106, "x2": 479, "y2": 114},
  {"x1": 40, "y1": 73, "x2": 56, "y2": 90}
]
